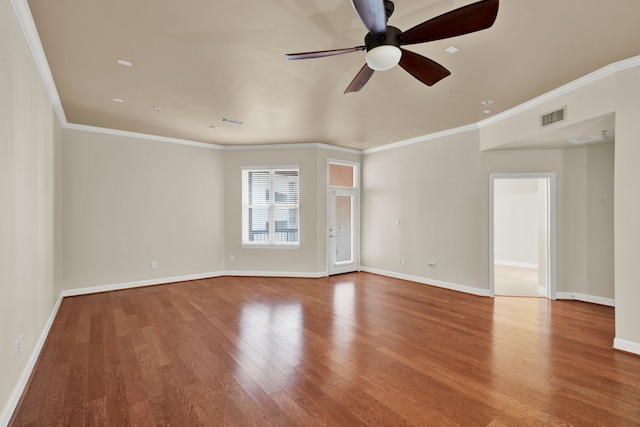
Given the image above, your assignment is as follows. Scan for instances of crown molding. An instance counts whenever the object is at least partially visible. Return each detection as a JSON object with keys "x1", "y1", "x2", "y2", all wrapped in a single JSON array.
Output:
[
  {"x1": 477, "y1": 54, "x2": 640, "y2": 129},
  {"x1": 10, "y1": 0, "x2": 67, "y2": 126},
  {"x1": 363, "y1": 123, "x2": 479, "y2": 154},
  {"x1": 10, "y1": 0, "x2": 363, "y2": 155},
  {"x1": 223, "y1": 142, "x2": 362, "y2": 154},
  {"x1": 367, "y1": 55, "x2": 640, "y2": 154},
  {"x1": 64, "y1": 124, "x2": 364, "y2": 154},
  {"x1": 314, "y1": 142, "x2": 363, "y2": 155},
  {"x1": 12, "y1": 0, "x2": 640, "y2": 155},
  {"x1": 64, "y1": 123, "x2": 224, "y2": 150}
]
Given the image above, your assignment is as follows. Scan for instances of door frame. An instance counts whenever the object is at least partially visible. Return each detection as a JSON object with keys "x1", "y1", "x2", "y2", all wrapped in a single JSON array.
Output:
[
  {"x1": 327, "y1": 159, "x2": 360, "y2": 275},
  {"x1": 489, "y1": 173, "x2": 557, "y2": 299}
]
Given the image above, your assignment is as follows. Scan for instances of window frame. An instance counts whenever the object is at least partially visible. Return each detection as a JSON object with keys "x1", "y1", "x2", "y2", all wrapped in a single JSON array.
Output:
[{"x1": 241, "y1": 166, "x2": 300, "y2": 248}]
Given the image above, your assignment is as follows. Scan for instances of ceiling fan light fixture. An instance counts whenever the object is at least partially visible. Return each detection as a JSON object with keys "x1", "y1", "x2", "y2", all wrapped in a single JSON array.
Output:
[
  {"x1": 365, "y1": 45, "x2": 402, "y2": 71},
  {"x1": 286, "y1": 0, "x2": 499, "y2": 92}
]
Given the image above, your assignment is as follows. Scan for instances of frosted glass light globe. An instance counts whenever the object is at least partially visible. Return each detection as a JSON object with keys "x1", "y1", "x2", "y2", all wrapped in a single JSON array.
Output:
[{"x1": 365, "y1": 45, "x2": 402, "y2": 71}]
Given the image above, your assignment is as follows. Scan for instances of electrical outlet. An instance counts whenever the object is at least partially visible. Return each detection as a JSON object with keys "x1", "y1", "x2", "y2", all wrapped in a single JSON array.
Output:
[
  {"x1": 151, "y1": 261, "x2": 158, "y2": 269},
  {"x1": 230, "y1": 255, "x2": 235, "y2": 262},
  {"x1": 427, "y1": 261, "x2": 437, "y2": 269}
]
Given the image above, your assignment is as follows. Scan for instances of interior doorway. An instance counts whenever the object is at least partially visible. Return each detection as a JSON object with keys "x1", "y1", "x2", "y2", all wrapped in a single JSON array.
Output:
[
  {"x1": 490, "y1": 173, "x2": 556, "y2": 298},
  {"x1": 327, "y1": 160, "x2": 360, "y2": 275}
]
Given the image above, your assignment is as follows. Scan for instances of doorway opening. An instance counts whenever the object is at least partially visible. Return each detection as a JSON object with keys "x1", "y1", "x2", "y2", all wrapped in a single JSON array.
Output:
[
  {"x1": 490, "y1": 173, "x2": 556, "y2": 298},
  {"x1": 327, "y1": 160, "x2": 360, "y2": 276}
]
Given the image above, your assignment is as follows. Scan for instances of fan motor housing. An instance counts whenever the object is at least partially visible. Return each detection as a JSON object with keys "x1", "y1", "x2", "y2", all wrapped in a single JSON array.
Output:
[{"x1": 365, "y1": 26, "x2": 402, "y2": 51}]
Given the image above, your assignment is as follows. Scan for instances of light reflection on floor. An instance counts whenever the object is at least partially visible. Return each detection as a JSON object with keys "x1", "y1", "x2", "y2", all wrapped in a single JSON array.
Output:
[
  {"x1": 331, "y1": 281, "x2": 356, "y2": 371},
  {"x1": 236, "y1": 302, "x2": 303, "y2": 382},
  {"x1": 490, "y1": 297, "x2": 554, "y2": 407}
]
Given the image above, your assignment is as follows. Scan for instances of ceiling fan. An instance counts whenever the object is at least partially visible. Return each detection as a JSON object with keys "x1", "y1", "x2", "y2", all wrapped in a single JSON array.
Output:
[{"x1": 285, "y1": 0, "x2": 499, "y2": 93}]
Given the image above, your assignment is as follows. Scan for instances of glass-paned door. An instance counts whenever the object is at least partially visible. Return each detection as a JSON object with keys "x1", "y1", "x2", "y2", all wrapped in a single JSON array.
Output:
[{"x1": 329, "y1": 188, "x2": 359, "y2": 275}]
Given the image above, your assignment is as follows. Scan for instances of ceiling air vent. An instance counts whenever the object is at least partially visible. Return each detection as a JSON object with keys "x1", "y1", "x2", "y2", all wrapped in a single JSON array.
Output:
[{"x1": 540, "y1": 107, "x2": 566, "y2": 127}]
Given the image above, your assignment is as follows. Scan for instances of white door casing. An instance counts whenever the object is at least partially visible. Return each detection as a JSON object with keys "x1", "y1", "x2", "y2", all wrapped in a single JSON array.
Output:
[{"x1": 489, "y1": 173, "x2": 556, "y2": 299}]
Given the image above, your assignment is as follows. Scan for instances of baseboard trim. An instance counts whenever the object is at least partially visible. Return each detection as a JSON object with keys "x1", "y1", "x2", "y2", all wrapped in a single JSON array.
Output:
[
  {"x1": 555, "y1": 292, "x2": 615, "y2": 307},
  {"x1": 613, "y1": 338, "x2": 640, "y2": 357},
  {"x1": 61, "y1": 270, "x2": 329, "y2": 298},
  {"x1": 360, "y1": 266, "x2": 490, "y2": 297},
  {"x1": 223, "y1": 270, "x2": 328, "y2": 279},
  {"x1": 61, "y1": 272, "x2": 225, "y2": 297},
  {"x1": 495, "y1": 259, "x2": 539, "y2": 269},
  {"x1": 1, "y1": 293, "x2": 63, "y2": 426}
]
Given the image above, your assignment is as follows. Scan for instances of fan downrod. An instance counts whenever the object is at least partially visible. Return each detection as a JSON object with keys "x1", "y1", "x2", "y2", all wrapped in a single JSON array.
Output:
[{"x1": 364, "y1": 1, "x2": 398, "y2": 50}]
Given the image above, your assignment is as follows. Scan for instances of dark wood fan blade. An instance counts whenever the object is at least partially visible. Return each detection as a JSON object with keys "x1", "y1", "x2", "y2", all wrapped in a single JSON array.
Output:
[
  {"x1": 398, "y1": 48, "x2": 450, "y2": 86},
  {"x1": 344, "y1": 64, "x2": 375, "y2": 93},
  {"x1": 400, "y1": 0, "x2": 499, "y2": 45},
  {"x1": 351, "y1": 0, "x2": 387, "y2": 36},
  {"x1": 285, "y1": 46, "x2": 365, "y2": 60}
]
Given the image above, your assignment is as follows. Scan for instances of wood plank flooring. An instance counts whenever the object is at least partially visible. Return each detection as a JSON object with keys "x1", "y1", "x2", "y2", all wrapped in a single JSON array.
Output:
[{"x1": 10, "y1": 273, "x2": 640, "y2": 426}]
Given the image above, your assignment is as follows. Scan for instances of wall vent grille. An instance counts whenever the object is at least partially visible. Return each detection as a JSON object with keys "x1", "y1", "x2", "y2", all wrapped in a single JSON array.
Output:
[{"x1": 540, "y1": 107, "x2": 566, "y2": 127}]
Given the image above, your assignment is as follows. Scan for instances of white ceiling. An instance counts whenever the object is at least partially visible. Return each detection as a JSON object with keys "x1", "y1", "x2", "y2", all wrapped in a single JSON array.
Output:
[{"x1": 26, "y1": 0, "x2": 640, "y2": 150}]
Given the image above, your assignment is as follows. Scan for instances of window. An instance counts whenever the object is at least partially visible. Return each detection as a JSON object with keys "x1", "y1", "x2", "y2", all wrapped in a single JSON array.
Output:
[
  {"x1": 329, "y1": 162, "x2": 356, "y2": 187},
  {"x1": 242, "y1": 167, "x2": 299, "y2": 246}
]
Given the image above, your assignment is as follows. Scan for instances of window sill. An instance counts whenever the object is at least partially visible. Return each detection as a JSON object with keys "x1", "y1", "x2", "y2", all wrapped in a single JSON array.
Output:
[{"x1": 241, "y1": 243, "x2": 301, "y2": 250}]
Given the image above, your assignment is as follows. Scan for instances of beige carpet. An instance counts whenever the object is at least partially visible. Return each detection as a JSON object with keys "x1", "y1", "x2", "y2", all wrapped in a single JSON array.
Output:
[{"x1": 494, "y1": 264, "x2": 542, "y2": 297}]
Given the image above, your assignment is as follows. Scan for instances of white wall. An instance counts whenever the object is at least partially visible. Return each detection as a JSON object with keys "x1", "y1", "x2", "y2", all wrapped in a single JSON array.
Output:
[
  {"x1": 494, "y1": 179, "x2": 540, "y2": 267},
  {"x1": 362, "y1": 131, "x2": 485, "y2": 292},
  {"x1": 483, "y1": 144, "x2": 614, "y2": 300},
  {"x1": 62, "y1": 129, "x2": 226, "y2": 290},
  {"x1": 223, "y1": 147, "x2": 361, "y2": 276},
  {"x1": 1, "y1": 0, "x2": 63, "y2": 420},
  {"x1": 362, "y1": 132, "x2": 614, "y2": 299},
  {"x1": 562, "y1": 143, "x2": 615, "y2": 298},
  {"x1": 3, "y1": 0, "x2": 637, "y2": 416},
  {"x1": 614, "y1": 67, "x2": 640, "y2": 352}
]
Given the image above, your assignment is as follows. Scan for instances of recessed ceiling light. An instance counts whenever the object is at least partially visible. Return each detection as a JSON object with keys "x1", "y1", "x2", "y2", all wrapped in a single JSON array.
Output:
[
  {"x1": 117, "y1": 59, "x2": 133, "y2": 67},
  {"x1": 445, "y1": 46, "x2": 459, "y2": 54},
  {"x1": 112, "y1": 98, "x2": 124, "y2": 103},
  {"x1": 483, "y1": 109, "x2": 492, "y2": 114},
  {"x1": 447, "y1": 92, "x2": 456, "y2": 97},
  {"x1": 481, "y1": 99, "x2": 494, "y2": 106},
  {"x1": 153, "y1": 106, "x2": 162, "y2": 111}
]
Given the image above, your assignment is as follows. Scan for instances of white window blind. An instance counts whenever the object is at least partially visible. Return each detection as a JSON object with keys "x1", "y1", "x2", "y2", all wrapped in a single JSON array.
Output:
[
  {"x1": 334, "y1": 194, "x2": 353, "y2": 263},
  {"x1": 242, "y1": 168, "x2": 299, "y2": 246}
]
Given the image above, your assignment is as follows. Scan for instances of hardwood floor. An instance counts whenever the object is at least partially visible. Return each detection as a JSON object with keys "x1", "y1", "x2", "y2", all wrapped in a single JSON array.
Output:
[{"x1": 10, "y1": 273, "x2": 640, "y2": 426}]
